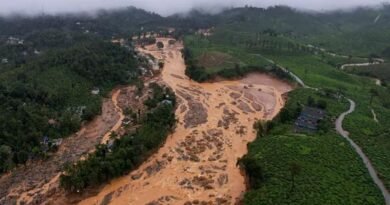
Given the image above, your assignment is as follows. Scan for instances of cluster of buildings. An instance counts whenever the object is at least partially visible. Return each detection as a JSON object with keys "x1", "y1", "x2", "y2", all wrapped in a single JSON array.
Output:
[
  {"x1": 41, "y1": 136, "x2": 63, "y2": 152},
  {"x1": 295, "y1": 107, "x2": 326, "y2": 133},
  {"x1": 6, "y1": 36, "x2": 24, "y2": 45}
]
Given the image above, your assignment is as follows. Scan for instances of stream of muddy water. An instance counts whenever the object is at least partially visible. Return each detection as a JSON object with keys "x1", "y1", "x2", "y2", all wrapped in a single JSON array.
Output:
[{"x1": 78, "y1": 38, "x2": 293, "y2": 205}]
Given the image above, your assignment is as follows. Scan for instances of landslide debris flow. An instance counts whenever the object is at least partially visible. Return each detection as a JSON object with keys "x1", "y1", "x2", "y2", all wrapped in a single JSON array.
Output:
[{"x1": 78, "y1": 38, "x2": 292, "y2": 205}]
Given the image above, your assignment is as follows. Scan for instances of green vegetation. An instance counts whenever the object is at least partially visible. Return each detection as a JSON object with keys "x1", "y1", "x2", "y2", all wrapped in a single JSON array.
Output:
[
  {"x1": 183, "y1": 32, "x2": 293, "y2": 82},
  {"x1": 319, "y1": 53, "x2": 368, "y2": 68},
  {"x1": 0, "y1": 41, "x2": 139, "y2": 173},
  {"x1": 196, "y1": 51, "x2": 241, "y2": 73},
  {"x1": 211, "y1": 5, "x2": 390, "y2": 56},
  {"x1": 262, "y1": 53, "x2": 390, "y2": 190},
  {"x1": 1, "y1": 3, "x2": 390, "y2": 203},
  {"x1": 60, "y1": 84, "x2": 176, "y2": 192},
  {"x1": 346, "y1": 63, "x2": 390, "y2": 86},
  {"x1": 156, "y1": 41, "x2": 164, "y2": 49},
  {"x1": 241, "y1": 89, "x2": 384, "y2": 205},
  {"x1": 180, "y1": 6, "x2": 390, "y2": 203}
]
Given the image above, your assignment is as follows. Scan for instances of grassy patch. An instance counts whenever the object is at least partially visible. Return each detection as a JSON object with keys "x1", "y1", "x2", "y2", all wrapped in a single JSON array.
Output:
[
  {"x1": 197, "y1": 51, "x2": 242, "y2": 73},
  {"x1": 346, "y1": 63, "x2": 390, "y2": 85},
  {"x1": 242, "y1": 89, "x2": 384, "y2": 205},
  {"x1": 263, "y1": 53, "x2": 390, "y2": 190}
]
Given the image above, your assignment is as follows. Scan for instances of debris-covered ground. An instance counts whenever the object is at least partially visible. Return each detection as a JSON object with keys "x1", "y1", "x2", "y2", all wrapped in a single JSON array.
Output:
[
  {"x1": 78, "y1": 38, "x2": 293, "y2": 205},
  {"x1": 0, "y1": 67, "x2": 168, "y2": 205}
]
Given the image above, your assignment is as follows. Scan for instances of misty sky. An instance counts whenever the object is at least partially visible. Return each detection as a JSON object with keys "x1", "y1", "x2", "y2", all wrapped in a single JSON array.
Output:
[{"x1": 1, "y1": 0, "x2": 389, "y2": 16}]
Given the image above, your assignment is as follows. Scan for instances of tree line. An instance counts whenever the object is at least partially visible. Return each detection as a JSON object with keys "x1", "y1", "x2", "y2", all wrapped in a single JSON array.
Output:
[
  {"x1": 60, "y1": 85, "x2": 176, "y2": 192},
  {"x1": 182, "y1": 47, "x2": 293, "y2": 82},
  {"x1": 0, "y1": 40, "x2": 139, "y2": 173}
]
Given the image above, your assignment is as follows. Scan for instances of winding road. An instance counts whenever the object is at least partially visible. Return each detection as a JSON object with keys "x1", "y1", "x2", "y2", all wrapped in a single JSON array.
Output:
[
  {"x1": 261, "y1": 46, "x2": 390, "y2": 203},
  {"x1": 267, "y1": 52, "x2": 390, "y2": 204},
  {"x1": 336, "y1": 99, "x2": 390, "y2": 205}
]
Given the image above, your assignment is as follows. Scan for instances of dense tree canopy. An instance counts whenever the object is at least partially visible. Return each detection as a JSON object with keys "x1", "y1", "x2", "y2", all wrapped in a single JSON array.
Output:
[
  {"x1": 60, "y1": 87, "x2": 176, "y2": 192},
  {"x1": 0, "y1": 40, "x2": 139, "y2": 173}
]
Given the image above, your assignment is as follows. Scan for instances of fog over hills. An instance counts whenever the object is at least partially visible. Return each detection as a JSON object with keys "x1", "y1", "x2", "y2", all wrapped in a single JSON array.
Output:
[{"x1": 1, "y1": 0, "x2": 389, "y2": 16}]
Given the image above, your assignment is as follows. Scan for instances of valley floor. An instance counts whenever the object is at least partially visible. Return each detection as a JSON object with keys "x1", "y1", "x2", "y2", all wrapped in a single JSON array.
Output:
[{"x1": 77, "y1": 38, "x2": 293, "y2": 205}]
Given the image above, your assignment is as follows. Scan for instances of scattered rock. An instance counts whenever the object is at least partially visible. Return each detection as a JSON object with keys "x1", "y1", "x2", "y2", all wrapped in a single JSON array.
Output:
[
  {"x1": 251, "y1": 102, "x2": 262, "y2": 111},
  {"x1": 217, "y1": 174, "x2": 229, "y2": 186},
  {"x1": 237, "y1": 101, "x2": 254, "y2": 113},
  {"x1": 131, "y1": 173, "x2": 143, "y2": 180},
  {"x1": 229, "y1": 92, "x2": 241, "y2": 100},
  {"x1": 184, "y1": 101, "x2": 208, "y2": 128}
]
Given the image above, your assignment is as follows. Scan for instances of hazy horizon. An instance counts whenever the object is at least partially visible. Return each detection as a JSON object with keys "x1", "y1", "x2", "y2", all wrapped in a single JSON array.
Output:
[{"x1": 0, "y1": 0, "x2": 389, "y2": 17}]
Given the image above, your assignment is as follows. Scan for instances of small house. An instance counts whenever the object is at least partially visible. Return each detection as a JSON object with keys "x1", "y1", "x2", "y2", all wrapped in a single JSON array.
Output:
[
  {"x1": 91, "y1": 88, "x2": 100, "y2": 95},
  {"x1": 161, "y1": 99, "x2": 173, "y2": 106},
  {"x1": 295, "y1": 107, "x2": 326, "y2": 133},
  {"x1": 51, "y1": 139, "x2": 63, "y2": 147},
  {"x1": 42, "y1": 136, "x2": 49, "y2": 145},
  {"x1": 122, "y1": 117, "x2": 132, "y2": 125},
  {"x1": 6, "y1": 37, "x2": 19, "y2": 45},
  {"x1": 107, "y1": 139, "x2": 115, "y2": 151}
]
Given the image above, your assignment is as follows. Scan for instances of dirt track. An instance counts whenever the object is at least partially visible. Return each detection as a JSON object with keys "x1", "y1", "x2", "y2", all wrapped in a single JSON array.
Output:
[{"x1": 78, "y1": 38, "x2": 293, "y2": 205}]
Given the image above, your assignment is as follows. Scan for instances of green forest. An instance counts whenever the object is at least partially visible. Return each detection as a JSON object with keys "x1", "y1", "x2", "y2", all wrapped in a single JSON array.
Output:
[
  {"x1": 60, "y1": 84, "x2": 176, "y2": 192},
  {"x1": 241, "y1": 89, "x2": 384, "y2": 205},
  {"x1": 179, "y1": 5, "x2": 390, "y2": 204},
  {"x1": 0, "y1": 3, "x2": 390, "y2": 204},
  {"x1": 0, "y1": 40, "x2": 139, "y2": 173}
]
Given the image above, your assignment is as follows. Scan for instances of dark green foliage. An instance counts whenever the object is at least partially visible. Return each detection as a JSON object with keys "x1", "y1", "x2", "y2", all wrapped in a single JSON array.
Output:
[
  {"x1": 60, "y1": 101, "x2": 176, "y2": 192},
  {"x1": 307, "y1": 96, "x2": 315, "y2": 107},
  {"x1": 346, "y1": 63, "x2": 390, "y2": 86},
  {"x1": 0, "y1": 7, "x2": 163, "y2": 38},
  {"x1": 265, "y1": 52, "x2": 390, "y2": 191},
  {"x1": 144, "y1": 83, "x2": 176, "y2": 109},
  {"x1": 182, "y1": 36, "x2": 293, "y2": 82},
  {"x1": 240, "y1": 156, "x2": 264, "y2": 189},
  {"x1": 279, "y1": 108, "x2": 291, "y2": 123},
  {"x1": 156, "y1": 41, "x2": 164, "y2": 49},
  {"x1": 382, "y1": 47, "x2": 390, "y2": 59},
  {"x1": 0, "y1": 40, "x2": 138, "y2": 173},
  {"x1": 242, "y1": 89, "x2": 384, "y2": 205},
  {"x1": 317, "y1": 100, "x2": 327, "y2": 109}
]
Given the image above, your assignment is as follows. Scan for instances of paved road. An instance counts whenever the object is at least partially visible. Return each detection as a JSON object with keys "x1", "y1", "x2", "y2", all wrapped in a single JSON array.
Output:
[
  {"x1": 261, "y1": 52, "x2": 390, "y2": 204},
  {"x1": 336, "y1": 99, "x2": 390, "y2": 205},
  {"x1": 341, "y1": 62, "x2": 382, "y2": 70}
]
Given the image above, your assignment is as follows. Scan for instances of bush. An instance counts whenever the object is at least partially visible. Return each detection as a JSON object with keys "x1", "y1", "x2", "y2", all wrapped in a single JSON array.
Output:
[{"x1": 156, "y1": 41, "x2": 164, "y2": 49}]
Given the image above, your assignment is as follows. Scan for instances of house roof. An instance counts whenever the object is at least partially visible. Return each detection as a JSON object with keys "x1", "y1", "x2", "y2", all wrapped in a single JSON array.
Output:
[{"x1": 295, "y1": 106, "x2": 326, "y2": 132}]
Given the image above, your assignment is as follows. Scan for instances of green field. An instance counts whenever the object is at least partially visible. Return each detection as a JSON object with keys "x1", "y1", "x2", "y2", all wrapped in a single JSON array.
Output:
[
  {"x1": 346, "y1": 63, "x2": 390, "y2": 85},
  {"x1": 263, "y1": 54, "x2": 390, "y2": 190},
  {"x1": 184, "y1": 34, "x2": 271, "y2": 74},
  {"x1": 242, "y1": 89, "x2": 384, "y2": 205},
  {"x1": 196, "y1": 51, "x2": 242, "y2": 73},
  {"x1": 184, "y1": 23, "x2": 390, "y2": 204}
]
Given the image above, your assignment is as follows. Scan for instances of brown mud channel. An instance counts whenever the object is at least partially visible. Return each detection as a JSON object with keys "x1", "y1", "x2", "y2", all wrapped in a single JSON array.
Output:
[
  {"x1": 0, "y1": 89, "x2": 123, "y2": 205},
  {"x1": 79, "y1": 38, "x2": 293, "y2": 205}
]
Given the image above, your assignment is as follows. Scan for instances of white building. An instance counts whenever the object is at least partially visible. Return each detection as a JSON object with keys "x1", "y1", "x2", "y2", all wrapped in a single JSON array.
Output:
[
  {"x1": 1, "y1": 58, "x2": 8, "y2": 64},
  {"x1": 91, "y1": 88, "x2": 100, "y2": 95}
]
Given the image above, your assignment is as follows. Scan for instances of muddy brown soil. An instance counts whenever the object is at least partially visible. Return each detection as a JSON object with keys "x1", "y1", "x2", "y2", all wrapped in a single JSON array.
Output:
[
  {"x1": 78, "y1": 38, "x2": 293, "y2": 205},
  {"x1": 0, "y1": 90, "x2": 122, "y2": 205}
]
